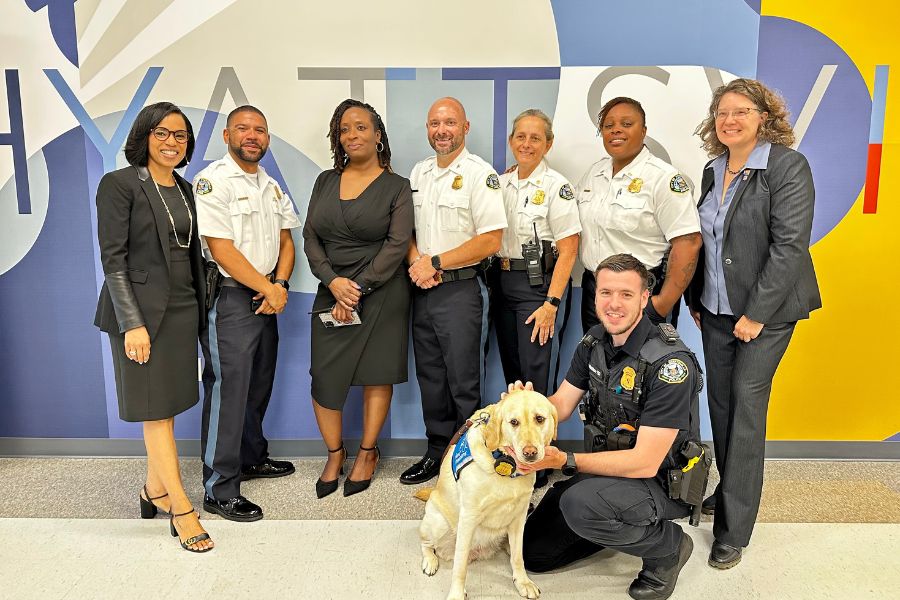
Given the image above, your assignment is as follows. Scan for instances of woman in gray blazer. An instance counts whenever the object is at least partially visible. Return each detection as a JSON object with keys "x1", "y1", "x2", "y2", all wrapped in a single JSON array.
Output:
[
  {"x1": 686, "y1": 79, "x2": 821, "y2": 569},
  {"x1": 94, "y1": 102, "x2": 212, "y2": 552}
]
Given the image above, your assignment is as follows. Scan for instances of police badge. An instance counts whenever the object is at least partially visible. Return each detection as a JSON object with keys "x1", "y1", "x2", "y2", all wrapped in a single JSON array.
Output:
[
  {"x1": 628, "y1": 178, "x2": 643, "y2": 193},
  {"x1": 621, "y1": 366, "x2": 636, "y2": 391},
  {"x1": 196, "y1": 178, "x2": 213, "y2": 195},
  {"x1": 532, "y1": 190, "x2": 545, "y2": 205},
  {"x1": 486, "y1": 173, "x2": 500, "y2": 190},
  {"x1": 452, "y1": 175, "x2": 463, "y2": 190}
]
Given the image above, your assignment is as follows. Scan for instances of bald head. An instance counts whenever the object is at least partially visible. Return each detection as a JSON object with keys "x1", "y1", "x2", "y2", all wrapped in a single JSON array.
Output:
[
  {"x1": 426, "y1": 97, "x2": 469, "y2": 162},
  {"x1": 428, "y1": 97, "x2": 467, "y2": 122}
]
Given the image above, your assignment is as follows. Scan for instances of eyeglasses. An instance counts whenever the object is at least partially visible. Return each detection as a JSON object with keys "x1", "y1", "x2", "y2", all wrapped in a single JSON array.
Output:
[
  {"x1": 151, "y1": 127, "x2": 190, "y2": 143},
  {"x1": 715, "y1": 108, "x2": 762, "y2": 121}
]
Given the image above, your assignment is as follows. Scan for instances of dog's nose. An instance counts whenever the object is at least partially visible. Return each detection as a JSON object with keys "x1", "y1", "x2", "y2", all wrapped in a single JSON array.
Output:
[{"x1": 522, "y1": 445, "x2": 538, "y2": 460}]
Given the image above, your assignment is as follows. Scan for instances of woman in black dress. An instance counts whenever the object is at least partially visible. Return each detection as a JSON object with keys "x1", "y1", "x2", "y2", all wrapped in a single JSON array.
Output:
[
  {"x1": 303, "y1": 99, "x2": 413, "y2": 498},
  {"x1": 94, "y1": 103, "x2": 212, "y2": 551}
]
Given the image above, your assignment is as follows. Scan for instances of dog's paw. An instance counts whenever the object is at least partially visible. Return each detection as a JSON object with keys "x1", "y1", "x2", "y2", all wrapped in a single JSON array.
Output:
[
  {"x1": 422, "y1": 552, "x2": 439, "y2": 576},
  {"x1": 514, "y1": 577, "x2": 540, "y2": 599}
]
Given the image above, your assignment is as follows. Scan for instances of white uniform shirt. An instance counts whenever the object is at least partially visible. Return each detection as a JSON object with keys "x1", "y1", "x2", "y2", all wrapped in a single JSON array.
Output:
[
  {"x1": 193, "y1": 153, "x2": 301, "y2": 277},
  {"x1": 499, "y1": 161, "x2": 582, "y2": 259},
  {"x1": 409, "y1": 148, "x2": 507, "y2": 266},
  {"x1": 575, "y1": 146, "x2": 700, "y2": 272}
]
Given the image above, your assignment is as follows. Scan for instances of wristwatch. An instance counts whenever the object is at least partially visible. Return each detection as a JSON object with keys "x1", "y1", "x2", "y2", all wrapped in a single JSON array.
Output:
[
  {"x1": 274, "y1": 278, "x2": 290, "y2": 291},
  {"x1": 561, "y1": 452, "x2": 578, "y2": 477},
  {"x1": 431, "y1": 254, "x2": 442, "y2": 271},
  {"x1": 545, "y1": 295, "x2": 561, "y2": 307}
]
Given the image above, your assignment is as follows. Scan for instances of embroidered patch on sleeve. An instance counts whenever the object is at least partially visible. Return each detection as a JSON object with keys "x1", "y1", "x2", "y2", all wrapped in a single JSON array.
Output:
[
  {"x1": 196, "y1": 178, "x2": 213, "y2": 195},
  {"x1": 658, "y1": 358, "x2": 689, "y2": 384},
  {"x1": 559, "y1": 183, "x2": 575, "y2": 200},
  {"x1": 486, "y1": 173, "x2": 501, "y2": 190},
  {"x1": 669, "y1": 174, "x2": 690, "y2": 194}
]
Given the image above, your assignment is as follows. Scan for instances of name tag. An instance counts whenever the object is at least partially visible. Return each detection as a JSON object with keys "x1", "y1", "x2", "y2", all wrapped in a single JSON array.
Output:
[{"x1": 237, "y1": 197, "x2": 249, "y2": 201}]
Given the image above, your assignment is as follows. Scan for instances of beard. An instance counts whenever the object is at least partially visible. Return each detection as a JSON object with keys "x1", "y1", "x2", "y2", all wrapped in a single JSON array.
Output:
[
  {"x1": 230, "y1": 139, "x2": 267, "y2": 163},
  {"x1": 429, "y1": 133, "x2": 463, "y2": 156},
  {"x1": 597, "y1": 307, "x2": 641, "y2": 336}
]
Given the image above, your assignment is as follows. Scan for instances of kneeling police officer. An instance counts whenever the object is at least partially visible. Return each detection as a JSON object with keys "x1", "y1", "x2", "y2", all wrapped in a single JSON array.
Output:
[{"x1": 507, "y1": 253, "x2": 710, "y2": 600}]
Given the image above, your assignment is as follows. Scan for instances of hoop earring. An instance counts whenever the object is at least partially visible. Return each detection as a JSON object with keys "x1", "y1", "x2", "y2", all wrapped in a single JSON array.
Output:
[{"x1": 376, "y1": 142, "x2": 384, "y2": 152}]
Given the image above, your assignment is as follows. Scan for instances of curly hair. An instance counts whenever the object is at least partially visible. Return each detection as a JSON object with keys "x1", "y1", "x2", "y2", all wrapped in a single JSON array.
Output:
[
  {"x1": 695, "y1": 78, "x2": 795, "y2": 157},
  {"x1": 327, "y1": 99, "x2": 391, "y2": 173},
  {"x1": 597, "y1": 96, "x2": 646, "y2": 131}
]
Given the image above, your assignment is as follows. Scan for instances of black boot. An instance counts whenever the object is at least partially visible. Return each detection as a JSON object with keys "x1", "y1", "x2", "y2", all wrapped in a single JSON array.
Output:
[
  {"x1": 708, "y1": 540, "x2": 742, "y2": 569},
  {"x1": 628, "y1": 533, "x2": 693, "y2": 600}
]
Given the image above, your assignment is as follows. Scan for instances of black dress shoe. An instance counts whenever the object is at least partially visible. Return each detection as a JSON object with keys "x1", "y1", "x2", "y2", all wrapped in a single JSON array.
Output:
[
  {"x1": 399, "y1": 456, "x2": 440, "y2": 485},
  {"x1": 203, "y1": 494, "x2": 263, "y2": 522},
  {"x1": 344, "y1": 445, "x2": 380, "y2": 497},
  {"x1": 701, "y1": 493, "x2": 716, "y2": 515},
  {"x1": 242, "y1": 459, "x2": 296, "y2": 480},
  {"x1": 708, "y1": 540, "x2": 742, "y2": 569},
  {"x1": 628, "y1": 533, "x2": 693, "y2": 600}
]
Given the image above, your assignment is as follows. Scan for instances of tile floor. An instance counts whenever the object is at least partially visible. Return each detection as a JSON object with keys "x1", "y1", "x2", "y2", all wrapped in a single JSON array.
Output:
[{"x1": 1, "y1": 518, "x2": 898, "y2": 600}]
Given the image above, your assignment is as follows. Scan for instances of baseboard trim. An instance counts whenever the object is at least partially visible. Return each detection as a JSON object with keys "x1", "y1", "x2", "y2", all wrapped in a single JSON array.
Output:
[{"x1": 0, "y1": 438, "x2": 897, "y2": 460}]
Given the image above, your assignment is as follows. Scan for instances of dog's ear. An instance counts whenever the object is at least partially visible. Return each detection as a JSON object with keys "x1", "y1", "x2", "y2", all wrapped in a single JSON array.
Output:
[
  {"x1": 549, "y1": 402, "x2": 559, "y2": 441},
  {"x1": 481, "y1": 402, "x2": 502, "y2": 451}
]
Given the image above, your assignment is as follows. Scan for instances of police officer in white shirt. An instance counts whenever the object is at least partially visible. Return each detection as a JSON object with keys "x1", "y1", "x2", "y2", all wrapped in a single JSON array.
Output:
[
  {"x1": 576, "y1": 97, "x2": 702, "y2": 333},
  {"x1": 193, "y1": 105, "x2": 301, "y2": 521},
  {"x1": 493, "y1": 109, "x2": 581, "y2": 399},
  {"x1": 400, "y1": 97, "x2": 507, "y2": 484}
]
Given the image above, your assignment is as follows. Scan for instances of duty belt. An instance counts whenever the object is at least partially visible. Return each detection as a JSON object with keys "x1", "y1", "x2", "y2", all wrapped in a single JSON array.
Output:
[
  {"x1": 499, "y1": 258, "x2": 528, "y2": 271},
  {"x1": 221, "y1": 272, "x2": 274, "y2": 291},
  {"x1": 437, "y1": 266, "x2": 482, "y2": 283}
]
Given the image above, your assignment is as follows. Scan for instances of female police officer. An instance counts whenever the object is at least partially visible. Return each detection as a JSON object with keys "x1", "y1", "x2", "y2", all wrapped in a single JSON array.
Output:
[
  {"x1": 575, "y1": 97, "x2": 702, "y2": 332},
  {"x1": 492, "y1": 109, "x2": 581, "y2": 397}
]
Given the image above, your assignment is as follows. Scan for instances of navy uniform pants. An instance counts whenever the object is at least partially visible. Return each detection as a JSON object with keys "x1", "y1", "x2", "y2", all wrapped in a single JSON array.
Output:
[
  {"x1": 523, "y1": 473, "x2": 691, "y2": 572},
  {"x1": 200, "y1": 286, "x2": 277, "y2": 500},
  {"x1": 412, "y1": 276, "x2": 489, "y2": 461},
  {"x1": 490, "y1": 266, "x2": 571, "y2": 395},
  {"x1": 581, "y1": 268, "x2": 676, "y2": 334}
]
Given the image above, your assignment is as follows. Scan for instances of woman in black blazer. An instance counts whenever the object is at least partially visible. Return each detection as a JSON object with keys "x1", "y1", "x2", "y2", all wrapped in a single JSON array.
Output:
[
  {"x1": 94, "y1": 102, "x2": 212, "y2": 552},
  {"x1": 687, "y1": 79, "x2": 821, "y2": 568}
]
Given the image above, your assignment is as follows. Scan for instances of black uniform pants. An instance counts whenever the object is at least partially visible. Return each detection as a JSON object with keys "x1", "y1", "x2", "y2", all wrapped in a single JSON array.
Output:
[
  {"x1": 700, "y1": 308, "x2": 795, "y2": 547},
  {"x1": 580, "y1": 268, "x2": 677, "y2": 334},
  {"x1": 200, "y1": 286, "x2": 278, "y2": 500},
  {"x1": 412, "y1": 276, "x2": 489, "y2": 460},
  {"x1": 490, "y1": 267, "x2": 571, "y2": 395},
  {"x1": 523, "y1": 473, "x2": 690, "y2": 573}
]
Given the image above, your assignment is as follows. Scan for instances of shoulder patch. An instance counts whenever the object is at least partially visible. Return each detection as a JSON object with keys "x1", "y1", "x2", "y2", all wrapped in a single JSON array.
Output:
[
  {"x1": 559, "y1": 183, "x2": 575, "y2": 201},
  {"x1": 486, "y1": 173, "x2": 501, "y2": 190},
  {"x1": 196, "y1": 178, "x2": 213, "y2": 195},
  {"x1": 669, "y1": 174, "x2": 690, "y2": 194},
  {"x1": 658, "y1": 358, "x2": 689, "y2": 384}
]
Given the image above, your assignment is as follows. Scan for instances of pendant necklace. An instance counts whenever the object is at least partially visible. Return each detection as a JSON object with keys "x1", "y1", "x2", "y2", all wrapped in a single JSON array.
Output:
[{"x1": 153, "y1": 179, "x2": 193, "y2": 248}]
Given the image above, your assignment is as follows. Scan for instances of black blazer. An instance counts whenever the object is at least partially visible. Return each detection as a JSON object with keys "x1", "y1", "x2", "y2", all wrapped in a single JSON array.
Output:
[
  {"x1": 94, "y1": 165, "x2": 207, "y2": 340},
  {"x1": 686, "y1": 144, "x2": 822, "y2": 324}
]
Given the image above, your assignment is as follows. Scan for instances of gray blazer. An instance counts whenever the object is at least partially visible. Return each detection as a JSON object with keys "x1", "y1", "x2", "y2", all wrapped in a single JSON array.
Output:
[{"x1": 686, "y1": 144, "x2": 822, "y2": 324}]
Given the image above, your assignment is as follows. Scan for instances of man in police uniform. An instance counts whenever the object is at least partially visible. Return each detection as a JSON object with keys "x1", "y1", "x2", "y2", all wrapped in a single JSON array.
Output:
[
  {"x1": 575, "y1": 99, "x2": 701, "y2": 332},
  {"x1": 508, "y1": 253, "x2": 704, "y2": 600},
  {"x1": 194, "y1": 105, "x2": 301, "y2": 521},
  {"x1": 400, "y1": 97, "x2": 508, "y2": 484}
]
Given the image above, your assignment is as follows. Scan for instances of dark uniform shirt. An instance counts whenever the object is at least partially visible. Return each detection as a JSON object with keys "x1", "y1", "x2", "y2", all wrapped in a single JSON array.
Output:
[{"x1": 565, "y1": 314, "x2": 695, "y2": 434}]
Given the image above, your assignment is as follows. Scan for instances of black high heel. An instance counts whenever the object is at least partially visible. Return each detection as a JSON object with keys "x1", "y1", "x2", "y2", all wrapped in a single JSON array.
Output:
[
  {"x1": 139, "y1": 485, "x2": 169, "y2": 519},
  {"x1": 343, "y1": 444, "x2": 380, "y2": 497},
  {"x1": 316, "y1": 444, "x2": 346, "y2": 499},
  {"x1": 170, "y1": 508, "x2": 213, "y2": 553}
]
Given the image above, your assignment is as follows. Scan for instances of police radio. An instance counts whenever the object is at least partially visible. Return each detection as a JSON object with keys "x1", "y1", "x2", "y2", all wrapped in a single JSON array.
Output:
[{"x1": 523, "y1": 224, "x2": 543, "y2": 287}]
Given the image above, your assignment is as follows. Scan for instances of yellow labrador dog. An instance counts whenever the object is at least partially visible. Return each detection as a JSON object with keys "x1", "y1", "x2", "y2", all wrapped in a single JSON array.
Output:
[{"x1": 417, "y1": 390, "x2": 558, "y2": 600}]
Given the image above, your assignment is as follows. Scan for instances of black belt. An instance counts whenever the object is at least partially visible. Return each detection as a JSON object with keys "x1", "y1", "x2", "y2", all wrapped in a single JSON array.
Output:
[
  {"x1": 437, "y1": 266, "x2": 482, "y2": 283},
  {"x1": 498, "y1": 258, "x2": 527, "y2": 271},
  {"x1": 221, "y1": 273, "x2": 274, "y2": 291}
]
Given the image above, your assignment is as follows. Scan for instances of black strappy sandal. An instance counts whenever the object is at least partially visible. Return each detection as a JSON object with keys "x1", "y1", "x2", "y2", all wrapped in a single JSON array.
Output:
[
  {"x1": 139, "y1": 485, "x2": 169, "y2": 519},
  {"x1": 343, "y1": 444, "x2": 380, "y2": 497},
  {"x1": 170, "y1": 508, "x2": 213, "y2": 553},
  {"x1": 316, "y1": 444, "x2": 346, "y2": 499}
]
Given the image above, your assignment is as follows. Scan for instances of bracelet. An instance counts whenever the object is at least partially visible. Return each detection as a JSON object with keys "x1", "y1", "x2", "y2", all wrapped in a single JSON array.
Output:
[{"x1": 411, "y1": 256, "x2": 422, "y2": 265}]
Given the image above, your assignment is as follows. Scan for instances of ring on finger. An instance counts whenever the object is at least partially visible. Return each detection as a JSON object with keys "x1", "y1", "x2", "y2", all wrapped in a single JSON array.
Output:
[{"x1": 129, "y1": 350, "x2": 137, "y2": 356}]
